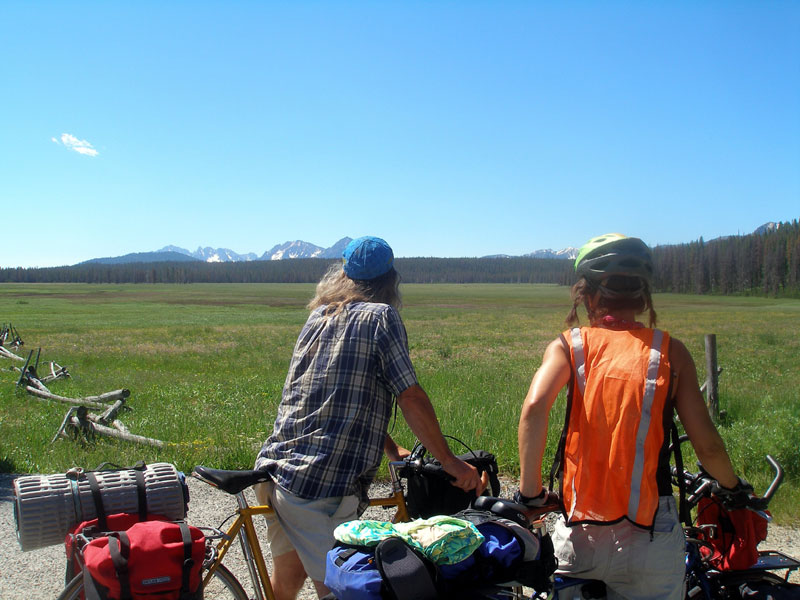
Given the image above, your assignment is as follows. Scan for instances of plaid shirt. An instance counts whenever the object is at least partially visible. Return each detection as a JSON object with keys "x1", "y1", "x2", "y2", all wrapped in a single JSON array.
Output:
[{"x1": 255, "y1": 302, "x2": 418, "y2": 505}]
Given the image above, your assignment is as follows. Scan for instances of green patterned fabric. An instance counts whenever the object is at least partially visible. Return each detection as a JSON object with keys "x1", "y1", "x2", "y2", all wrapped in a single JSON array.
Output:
[
  {"x1": 334, "y1": 519, "x2": 409, "y2": 547},
  {"x1": 333, "y1": 516, "x2": 483, "y2": 565}
]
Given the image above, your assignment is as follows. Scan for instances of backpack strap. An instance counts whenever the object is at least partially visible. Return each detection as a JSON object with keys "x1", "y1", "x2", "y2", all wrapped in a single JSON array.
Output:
[
  {"x1": 85, "y1": 472, "x2": 107, "y2": 531},
  {"x1": 179, "y1": 521, "x2": 195, "y2": 597},
  {"x1": 671, "y1": 422, "x2": 691, "y2": 526},
  {"x1": 374, "y1": 537, "x2": 439, "y2": 600},
  {"x1": 82, "y1": 565, "x2": 103, "y2": 600},
  {"x1": 91, "y1": 461, "x2": 150, "y2": 523},
  {"x1": 109, "y1": 531, "x2": 132, "y2": 599},
  {"x1": 134, "y1": 467, "x2": 148, "y2": 522}
]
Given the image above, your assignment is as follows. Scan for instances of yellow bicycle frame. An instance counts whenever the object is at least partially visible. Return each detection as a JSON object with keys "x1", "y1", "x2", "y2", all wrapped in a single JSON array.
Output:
[{"x1": 199, "y1": 461, "x2": 409, "y2": 600}]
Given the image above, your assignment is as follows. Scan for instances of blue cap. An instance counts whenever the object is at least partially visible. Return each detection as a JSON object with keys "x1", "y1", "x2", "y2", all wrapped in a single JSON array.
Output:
[{"x1": 342, "y1": 236, "x2": 394, "y2": 280}]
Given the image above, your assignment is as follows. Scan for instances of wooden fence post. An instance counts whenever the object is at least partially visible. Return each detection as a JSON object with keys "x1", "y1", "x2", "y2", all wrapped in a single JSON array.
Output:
[{"x1": 704, "y1": 334, "x2": 719, "y2": 421}]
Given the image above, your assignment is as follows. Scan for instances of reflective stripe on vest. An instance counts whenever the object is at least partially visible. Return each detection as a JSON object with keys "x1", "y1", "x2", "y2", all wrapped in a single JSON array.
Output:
[
  {"x1": 570, "y1": 328, "x2": 586, "y2": 396},
  {"x1": 628, "y1": 328, "x2": 664, "y2": 519},
  {"x1": 564, "y1": 327, "x2": 670, "y2": 527}
]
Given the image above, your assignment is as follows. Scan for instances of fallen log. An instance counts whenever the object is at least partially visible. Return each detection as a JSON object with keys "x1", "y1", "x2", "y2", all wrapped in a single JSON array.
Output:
[
  {"x1": 26, "y1": 386, "x2": 108, "y2": 410},
  {"x1": 24, "y1": 377, "x2": 130, "y2": 410},
  {"x1": 0, "y1": 345, "x2": 24, "y2": 362},
  {"x1": 25, "y1": 380, "x2": 129, "y2": 409},
  {"x1": 23, "y1": 372, "x2": 50, "y2": 393},
  {"x1": 39, "y1": 362, "x2": 70, "y2": 383},
  {"x1": 53, "y1": 406, "x2": 164, "y2": 448}
]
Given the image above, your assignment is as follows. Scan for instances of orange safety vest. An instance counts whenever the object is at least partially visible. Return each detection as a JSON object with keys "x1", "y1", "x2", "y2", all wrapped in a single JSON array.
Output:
[{"x1": 559, "y1": 326, "x2": 673, "y2": 528}]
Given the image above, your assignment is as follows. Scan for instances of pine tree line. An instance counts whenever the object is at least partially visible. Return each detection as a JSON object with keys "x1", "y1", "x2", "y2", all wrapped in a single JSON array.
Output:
[
  {"x1": 1, "y1": 221, "x2": 798, "y2": 296},
  {"x1": 0, "y1": 257, "x2": 573, "y2": 286},
  {"x1": 652, "y1": 220, "x2": 800, "y2": 297}
]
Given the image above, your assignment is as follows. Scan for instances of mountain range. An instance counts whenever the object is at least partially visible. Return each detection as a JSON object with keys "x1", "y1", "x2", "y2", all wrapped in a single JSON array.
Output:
[
  {"x1": 78, "y1": 222, "x2": 786, "y2": 266},
  {"x1": 80, "y1": 238, "x2": 579, "y2": 265}
]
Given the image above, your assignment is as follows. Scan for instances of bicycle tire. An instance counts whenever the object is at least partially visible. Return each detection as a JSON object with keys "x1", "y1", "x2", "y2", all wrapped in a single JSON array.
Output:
[
  {"x1": 201, "y1": 563, "x2": 250, "y2": 599},
  {"x1": 56, "y1": 563, "x2": 249, "y2": 600}
]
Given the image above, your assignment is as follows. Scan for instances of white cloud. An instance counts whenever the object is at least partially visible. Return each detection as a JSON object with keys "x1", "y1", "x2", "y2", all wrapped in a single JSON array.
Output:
[{"x1": 52, "y1": 133, "x2": 99, "y2": 157}]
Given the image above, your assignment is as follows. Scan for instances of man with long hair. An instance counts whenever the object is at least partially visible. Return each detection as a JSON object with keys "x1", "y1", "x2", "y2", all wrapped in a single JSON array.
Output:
[{"x1": 255, "y1": 236, "x2": 484, "y2": 600}]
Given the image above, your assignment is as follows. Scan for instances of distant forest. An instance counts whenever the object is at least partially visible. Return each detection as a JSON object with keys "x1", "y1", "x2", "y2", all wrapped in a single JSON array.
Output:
[{"x1": 2, "y1": 220, "x2": 798, "y2": 297}]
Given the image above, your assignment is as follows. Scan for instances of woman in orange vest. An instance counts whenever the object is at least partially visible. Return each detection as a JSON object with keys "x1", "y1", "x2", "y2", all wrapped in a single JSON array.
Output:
[{"x1": 516, "y1": 233, "x2": 750, "y2": 599}]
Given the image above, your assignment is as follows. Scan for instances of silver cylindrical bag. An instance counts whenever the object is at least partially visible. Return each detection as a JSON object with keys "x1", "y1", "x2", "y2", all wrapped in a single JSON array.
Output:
[{"x1": 13, "y1": 462, "x2": 188, "y2": 551}]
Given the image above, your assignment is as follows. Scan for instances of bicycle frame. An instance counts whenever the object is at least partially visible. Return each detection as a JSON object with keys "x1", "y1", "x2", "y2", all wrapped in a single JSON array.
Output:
[
  {"x1": 197, "y1": 461, "x2": 410, "y2": 600},
  {"x1": 367, "y1": 460, "x2": 410, "y2": 523},
  {"x1": 202, "y1": 497, "x2": 276, "y2": 600}
]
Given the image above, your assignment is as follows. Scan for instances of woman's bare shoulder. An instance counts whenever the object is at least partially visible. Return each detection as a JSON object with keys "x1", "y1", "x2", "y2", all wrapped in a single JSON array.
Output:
[{"x1": 668, "y1": 335, "x2": 694, "y2": 369}]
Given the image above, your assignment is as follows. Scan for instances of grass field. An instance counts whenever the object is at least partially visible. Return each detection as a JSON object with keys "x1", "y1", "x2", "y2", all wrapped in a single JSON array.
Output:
[{"x1": 1, "y1": 283, "x2": 798, "y2": 523}]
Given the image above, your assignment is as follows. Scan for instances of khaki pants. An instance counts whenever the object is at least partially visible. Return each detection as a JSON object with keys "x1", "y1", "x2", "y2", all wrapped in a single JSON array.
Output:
[
  {"x1": 553, "y1": 496, "x2": 686, "y2": 600},
  {"x1": 253, "y1": 481, "x2": 359, "y2": 582}
]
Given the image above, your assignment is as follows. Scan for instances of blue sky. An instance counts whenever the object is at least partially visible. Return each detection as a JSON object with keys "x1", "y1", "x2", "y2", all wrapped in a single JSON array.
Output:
[{"x1": 2, "y1": 1, "x2": 798, "y2": 268}]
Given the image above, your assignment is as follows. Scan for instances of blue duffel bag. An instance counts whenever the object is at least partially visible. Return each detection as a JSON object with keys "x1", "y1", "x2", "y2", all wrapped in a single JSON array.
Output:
[
  {"x1": 324, "y1": 537, "x2": 440, "y2": 600},
  {"x1": 325, "y1": 545, "x2": 384, "y2": 600}
]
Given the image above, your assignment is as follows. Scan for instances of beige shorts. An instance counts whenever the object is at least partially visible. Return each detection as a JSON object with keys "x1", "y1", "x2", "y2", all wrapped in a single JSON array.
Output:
[
  {"x1": 253, "y1": 481, "x2": 359, "y2": 582},
  {"x1": 553, "y1": 496, "x2": 686, "y2": 600}
]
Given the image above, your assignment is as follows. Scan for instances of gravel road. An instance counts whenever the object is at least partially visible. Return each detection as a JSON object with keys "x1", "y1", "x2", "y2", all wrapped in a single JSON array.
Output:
[{"x1": 1, "y1": 473, "x2": 797, "y2": 599}]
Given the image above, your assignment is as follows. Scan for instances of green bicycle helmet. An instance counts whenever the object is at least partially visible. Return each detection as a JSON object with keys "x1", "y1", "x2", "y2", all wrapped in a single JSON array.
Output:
[{"x1": 574, "y1": 233, "x2": 653, "y2": 283}]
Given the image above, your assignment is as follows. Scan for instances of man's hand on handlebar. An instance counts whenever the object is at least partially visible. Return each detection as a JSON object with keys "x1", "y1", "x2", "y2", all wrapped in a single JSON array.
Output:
[{"x1": 442, "y1": 457, "x2": 489, "y2": 497}]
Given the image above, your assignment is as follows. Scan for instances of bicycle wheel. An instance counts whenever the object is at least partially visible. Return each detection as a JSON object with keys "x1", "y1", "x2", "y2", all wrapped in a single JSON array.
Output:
[
  {"x1": 56, "y1": 564, "x2": 248, "y2": 600},
  {"x1": 202, "y1": 563, "x2": 250, "y2": 599},
  {"x1": 56, "y1": 573, "x2": 84, "y2": 600}
]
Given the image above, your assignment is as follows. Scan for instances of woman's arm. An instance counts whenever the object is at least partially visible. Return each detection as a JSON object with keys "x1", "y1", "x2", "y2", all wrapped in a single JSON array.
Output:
[
  {"x1": 518, "y1": 338, "x2": 572, "y2": 497},
  {"x1": 671, "y1": 337, "x2": 738, "y2": 489}
]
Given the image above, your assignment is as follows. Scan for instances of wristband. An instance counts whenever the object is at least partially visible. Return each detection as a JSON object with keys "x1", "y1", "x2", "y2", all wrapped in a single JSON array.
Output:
[{"x1": 513, "y1": 488, "x2": 546, "y2": 504}]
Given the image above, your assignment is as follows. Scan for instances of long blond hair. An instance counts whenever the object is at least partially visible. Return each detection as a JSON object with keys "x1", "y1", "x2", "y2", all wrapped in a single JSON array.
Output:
[{"x1": 308, "y1": 263, "x2": 402, "y2": 315}]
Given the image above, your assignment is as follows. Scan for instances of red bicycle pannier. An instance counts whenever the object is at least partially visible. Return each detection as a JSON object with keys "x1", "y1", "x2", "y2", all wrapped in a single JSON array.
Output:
[
  {"x1": 81, "y1": 519, "x2": 205, "y2": 600},
  {"x1": 66, "y1": 513, "x2": 169, "y2": 585},
  {"x1": 695, "y1": 497, "x2": 768, "y2": 571}
]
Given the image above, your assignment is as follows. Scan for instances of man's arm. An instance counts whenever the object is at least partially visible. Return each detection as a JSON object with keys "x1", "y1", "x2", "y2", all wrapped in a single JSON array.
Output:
[
  {"x1": 518, "y1": 338, "x2": 572, "y2": 497},
  {"x1": 671, "y1": 338, "x2": 738, "y2": 488},
  {"x1": 395, "y1": 384, "x2": 485, "y2": 495}
]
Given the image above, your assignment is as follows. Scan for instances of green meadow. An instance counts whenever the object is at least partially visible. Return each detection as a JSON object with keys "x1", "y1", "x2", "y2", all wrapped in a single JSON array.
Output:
[{"x1": 1, "y1": 283, "x2": 798, "y2": 523}]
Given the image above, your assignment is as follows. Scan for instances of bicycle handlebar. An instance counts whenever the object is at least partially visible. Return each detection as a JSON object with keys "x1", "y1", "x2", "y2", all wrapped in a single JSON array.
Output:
[
  {"x1": 761, "y1": 454, "x2": 783, "y2": 504},
  {"x1": 395, "y1": 456, "x2": 457, "y2": 481},
  {"x1": 673, "y1": 452, "x2": 782, "y2": 518}
]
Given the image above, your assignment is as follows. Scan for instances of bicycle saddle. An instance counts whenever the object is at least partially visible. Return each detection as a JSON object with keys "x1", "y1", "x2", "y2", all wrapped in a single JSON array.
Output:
[
  {"x1": 472, "y1": 496, "x2": 530, "y2": 527},
  {"x1": 192, "y1": 466, "x2": 272, "y2": 496}
]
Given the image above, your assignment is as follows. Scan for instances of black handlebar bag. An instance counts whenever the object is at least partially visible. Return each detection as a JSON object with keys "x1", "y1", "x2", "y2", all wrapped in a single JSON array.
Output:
[{"x1": 398, "y1": 444, "x2": 501, "y2": 519}]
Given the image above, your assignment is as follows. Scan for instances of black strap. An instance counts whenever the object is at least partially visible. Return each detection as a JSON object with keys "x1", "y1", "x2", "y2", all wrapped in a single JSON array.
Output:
[
  {"x1": 179, "y1": 521, "x2": 195, "y2": 595},
  {"x1": 86, "y1": 462, "x2": 149, "y2": 525},
  {"x1": 334, "y1": 547, "x2": 359, "y2": 567},
  {"x1": 134, "y1": 469, "x2": 148, "y2": 522},
  {"x1": 375, "y1": 537, "x2": 439, "y2": 600},
  {"x1": 671, "y1": 423, "x2": 691, "y2": 526},
  {"x1": 82, "y1": 565, "x2": 103, "y2": 600},
  {"x1": 86, "y1": 472, "x2": 107, "y2": 531},
  {"x1": 109, "y1": 531, "x2": 132, "y2": 599}
]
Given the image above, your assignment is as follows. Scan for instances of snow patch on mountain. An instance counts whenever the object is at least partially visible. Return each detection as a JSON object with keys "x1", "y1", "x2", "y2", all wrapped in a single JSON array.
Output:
[{"x1": 524, "y1": 247, "x2": 579, "y2": 259}]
